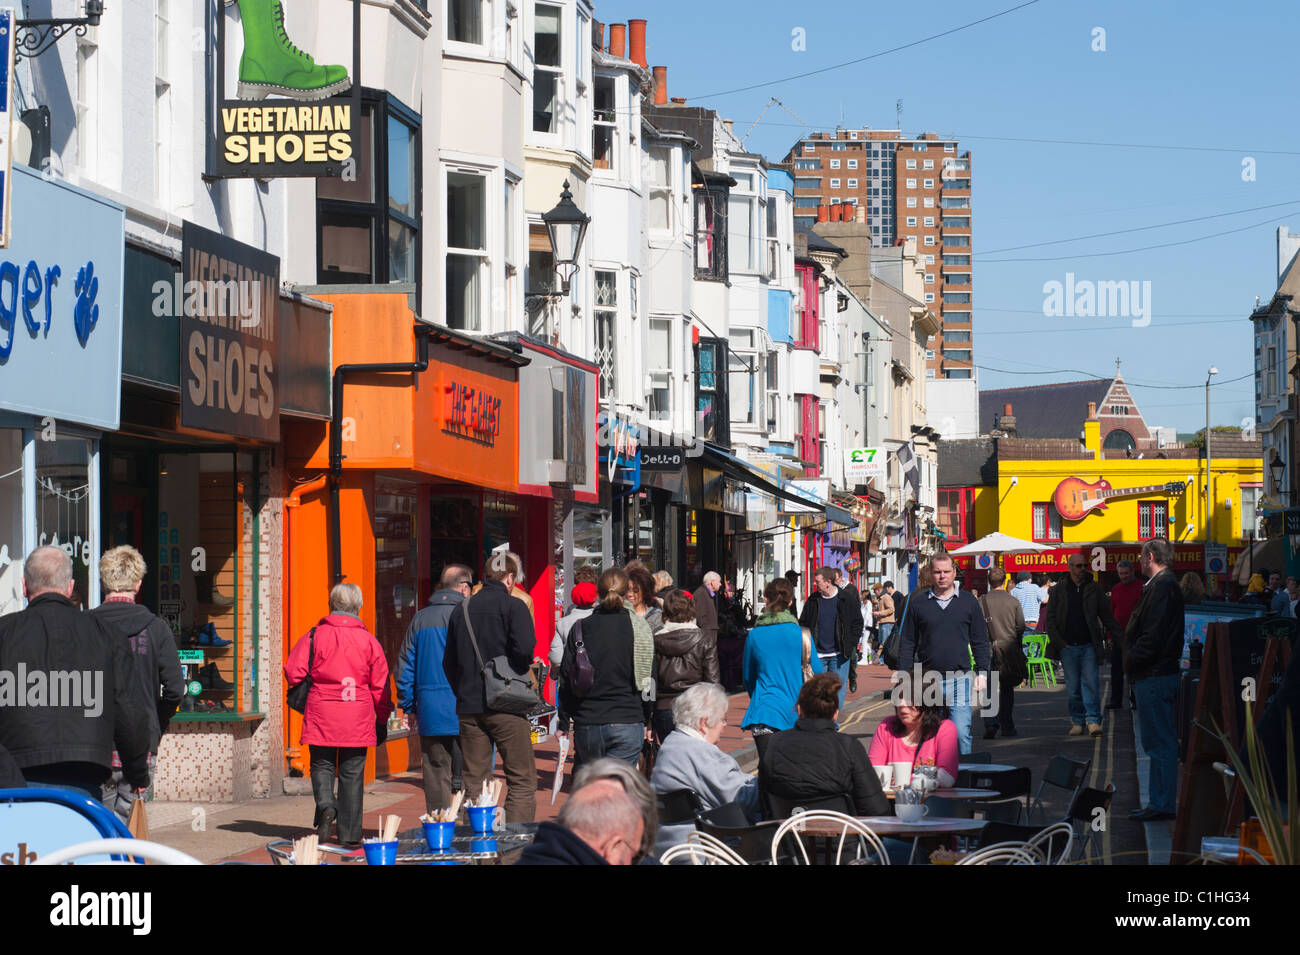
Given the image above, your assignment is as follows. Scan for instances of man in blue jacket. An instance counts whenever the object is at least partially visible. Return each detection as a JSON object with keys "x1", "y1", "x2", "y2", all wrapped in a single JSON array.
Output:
[{"x1": 397, "y1": 564, "x2": 472, "y2": 815}]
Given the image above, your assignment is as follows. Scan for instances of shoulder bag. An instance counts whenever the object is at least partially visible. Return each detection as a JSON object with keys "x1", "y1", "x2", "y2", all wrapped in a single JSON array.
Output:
[
  {"x1": 881, "y1": 595, "x2": 910, "y2": 671},
  {"x1": 286, "y1": 627, "x2": 317, "y2": 713},
  {"x1": 461, "y1": 597, "x2": 540, "y2": 716},
  {"x1": 564, "y1": 617, "x2": 597, "y2": 698}
]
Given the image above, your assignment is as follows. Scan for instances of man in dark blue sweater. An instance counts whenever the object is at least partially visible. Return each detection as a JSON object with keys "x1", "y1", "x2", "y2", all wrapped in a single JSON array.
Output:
[{"x1": 896, "y1": 552, "x2": 991, "y2": 754}]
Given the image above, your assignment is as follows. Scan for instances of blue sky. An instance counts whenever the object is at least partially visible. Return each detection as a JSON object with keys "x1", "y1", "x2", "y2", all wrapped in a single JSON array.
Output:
[{"x1": 600, "y1": 0, "x2": 1300, "y2": 432}]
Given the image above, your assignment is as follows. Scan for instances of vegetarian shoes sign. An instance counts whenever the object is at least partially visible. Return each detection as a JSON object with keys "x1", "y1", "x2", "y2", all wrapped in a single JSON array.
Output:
[{"x1": 208, "y1": 0, "x2": 362, "y2": 179}]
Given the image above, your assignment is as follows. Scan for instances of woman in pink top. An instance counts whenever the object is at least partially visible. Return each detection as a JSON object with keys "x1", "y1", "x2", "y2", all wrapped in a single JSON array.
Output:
[{"x1": 868, "y1": 701, "x2": 959, "y2": 787}]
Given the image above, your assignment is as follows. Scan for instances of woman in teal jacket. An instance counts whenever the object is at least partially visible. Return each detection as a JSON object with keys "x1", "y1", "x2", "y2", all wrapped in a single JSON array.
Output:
[{"x1": 742, "y1": 577, "x2": 821, "y2": 759}]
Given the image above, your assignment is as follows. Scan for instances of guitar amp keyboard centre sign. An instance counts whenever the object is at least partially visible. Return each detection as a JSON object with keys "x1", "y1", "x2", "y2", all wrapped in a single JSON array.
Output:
[
  {"x1": 209, "y1": 0, "x2": 362, "y2": 179},
  {"x1": 1000, "y1": 544, "x2": 1239, "y2": 574}
]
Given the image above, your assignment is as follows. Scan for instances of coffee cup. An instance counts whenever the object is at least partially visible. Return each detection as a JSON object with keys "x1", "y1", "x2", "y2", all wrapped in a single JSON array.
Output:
[
  {"x1": 891, "y1": 762, "x2": 912, "y2": 789},
  {"x1": 874, "y1": 765, "x2": 894, "y2": 789},
  {"x1": 897, "y1": 803, "x2": 929, "y2": 824}
]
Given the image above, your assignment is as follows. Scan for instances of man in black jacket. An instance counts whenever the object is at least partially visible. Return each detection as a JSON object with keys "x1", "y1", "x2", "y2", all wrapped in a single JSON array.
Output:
[
  {"x1": 798, "y1": 566, "x2": 864, "y2": 710},
  {"x1": 0, "y1": 546, "x2": 151, "y2": 800},
  {"x1": 1125, "y1": 539, "x2": 1185, "y2": 821},
  {"x1": 1044, "y1": 553, "x2": 1123, "y2": 738},
  {"x1": 91, "y1": 546, "x2": 185, "y2": 820},
  {"x1": 443, "y1": 554, "x2": 539, "y2": 822}
]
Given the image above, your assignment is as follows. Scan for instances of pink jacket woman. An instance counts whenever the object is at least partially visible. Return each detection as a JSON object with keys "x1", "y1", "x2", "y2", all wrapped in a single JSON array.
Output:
[{"x1": 285, "y1": 613, "x2": 392, "y2": 747}]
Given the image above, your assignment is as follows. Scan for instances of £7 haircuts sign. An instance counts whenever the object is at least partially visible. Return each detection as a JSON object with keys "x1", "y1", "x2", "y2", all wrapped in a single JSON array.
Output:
[{"x1": 207, "y1": 0, "x2": 362, "y2": 179}]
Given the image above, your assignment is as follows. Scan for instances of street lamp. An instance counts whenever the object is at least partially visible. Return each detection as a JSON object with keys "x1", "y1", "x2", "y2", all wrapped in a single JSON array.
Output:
[
  {"x1": 1205, "y1": 366, "x2": 1218, "y2": 547},
  {"x1": 1271, "y1": 450, "x2": 1286, "y2": 501},
  {"x1": 541, "y1": 180, "x2": 590, "y2": 296}
]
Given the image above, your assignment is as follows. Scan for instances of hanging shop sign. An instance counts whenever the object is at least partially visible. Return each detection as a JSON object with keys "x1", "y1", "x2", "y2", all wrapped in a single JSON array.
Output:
[
  {"x1": 845, "y1": 447, "x2": 886, "y2": 483},
  {"x1": 780, "y1": 478, "x2": 830, "y2": 515},
  {"x1": 179, "y1": 221, "x2": 281, "y2": 441},
  {"x1": 208, "y1": 0, "x2": 362, "y2": 179},
  {"x1": 516, "y1": 341, "x2": 598, "y2": 498},
  {"x1": 640, "y1": 447, "x2": 685, "y2": 471},
  {"x1": 0, "y1": 164, "x2": 124, "y2": 430},
  {"x1": 1051, "y1": 476, "x2": 1186, "y2": 521}
]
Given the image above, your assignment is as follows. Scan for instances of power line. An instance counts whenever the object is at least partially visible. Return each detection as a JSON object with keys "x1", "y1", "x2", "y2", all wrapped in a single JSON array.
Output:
[
  {"x1": 687, "y1": 0, "x2": 1044, "y2": 100},
  {"x1": 980, "y1": 214, "x2": 1292, "y2": 263},
  {"x1": 978, "y1": 200, "x2": 1300, "y2": 255},
  {"x1": 975, "y1": 364, "x2": 1253, "y2": 390}
]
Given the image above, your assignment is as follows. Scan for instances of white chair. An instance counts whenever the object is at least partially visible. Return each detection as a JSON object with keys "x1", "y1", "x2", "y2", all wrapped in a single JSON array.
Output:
[
  {"x1": 660, "y1": 840, "x2": 745, "y2": 865},
  {"x1": 35, "y1": 838, "x2": 204, "y2": 866},
  {"x1": 770, "y1": 811, "x2": 889, "y2": 866},
  {"x1": 955, "y1": 841, "x2": 1040, "y2": 865},
  {"x1": 1027, "y1": 821, "x2": 1075, "y2": 865},
  {"x1": 686, "y1": 830, "x2": 749, "y2": 865}
]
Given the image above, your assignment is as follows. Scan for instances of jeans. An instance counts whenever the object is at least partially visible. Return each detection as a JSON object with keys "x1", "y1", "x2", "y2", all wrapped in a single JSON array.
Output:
[
  {"x1": 820, "y1": 654, "x2": 851, "y2": 710},
  {"x1": 1134, "y1": 673, "x2": 1181, "y2": 813},
  {"x1": 573, "y1": 722, "x2": 644, "y2": 770},
  {"x1": 651, "y1": 709, "x2": 676, "y2": 746},
  {"x1": 460, "y1": 713, "x2": 537, "y2": 823},
  {"x1": 309, "y1": 745, "x2": 367, "y2": 844},
  {"x1": 983, "y1": 673, "x2": 1016, "y2": 734},
  {"x1": 1060, "y1": 644, "x2": 1101, "y2": 725},
  {"x1": 942, "y1": 673, "x2": 973, "y2": 755},
  {"x1": 419, "y1": 735, "x2": 462, "y2": 815},
  {"x1": 22, "y1": 762, "x2": 109, "y2": 804},
  {"x1": 1109, "y1": 638, "x2": 1126, "y2": 706}
]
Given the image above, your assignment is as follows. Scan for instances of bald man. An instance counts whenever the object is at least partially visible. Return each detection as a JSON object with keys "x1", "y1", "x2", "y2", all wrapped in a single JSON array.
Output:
[
  {"x1": 694, "y1": 572, "x2": 722, "y2": 646},
  {"x1": 518, "y1": 778, "x2": 645, "y2": 865},
  {"x1": 0, "y1": 546, "x2": 152, "y2": 799}
]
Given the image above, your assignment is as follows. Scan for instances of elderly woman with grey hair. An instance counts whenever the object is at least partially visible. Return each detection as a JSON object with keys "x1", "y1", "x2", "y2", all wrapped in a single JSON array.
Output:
[
  {"x1": 649, "y1": 683, "x2": 760, "y2": 853},
  {"x1": 284, "y1": 582, "x2": 393, "y2": 846}
]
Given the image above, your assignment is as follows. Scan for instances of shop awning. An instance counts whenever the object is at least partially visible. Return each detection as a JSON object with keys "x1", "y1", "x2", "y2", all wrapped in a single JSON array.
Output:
[{"x1": 699, "y1": 443, "x2": 855, "y2": 527}]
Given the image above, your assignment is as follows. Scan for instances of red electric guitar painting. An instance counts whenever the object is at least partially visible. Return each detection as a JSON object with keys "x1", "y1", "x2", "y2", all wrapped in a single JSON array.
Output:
[{"x1": 1052, "y1": 477, "x2": 1186, "y2": 522}]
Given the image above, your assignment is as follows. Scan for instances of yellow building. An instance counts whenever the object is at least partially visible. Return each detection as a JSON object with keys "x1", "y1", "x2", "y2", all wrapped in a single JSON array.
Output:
[{"x1": 940, "y1": 408, "x2": 1263, "y2": 588}]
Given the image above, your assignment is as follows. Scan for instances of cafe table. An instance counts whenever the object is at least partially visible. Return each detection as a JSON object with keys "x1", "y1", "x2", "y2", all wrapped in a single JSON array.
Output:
[
  {"x1": 958, "y1": 763, "x2": 1020, "y2": 774},
  {"x1": 883, "y1": 787, "x2": 996, "y2": 801},
  {"x1": 267, "y1": 822, "x2": 539, "y2": 866},
  {"x1": 793, "y1": 815, "x2": 987, "y2": 865}
]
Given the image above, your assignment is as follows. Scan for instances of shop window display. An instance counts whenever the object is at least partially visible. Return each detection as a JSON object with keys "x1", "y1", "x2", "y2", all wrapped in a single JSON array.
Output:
[
  {"x1": 36, "y1": 435, "x2": 94, "y2": 606},
  {"x1": 375, "y1": 476, "x2": 419, "y2": 668}
]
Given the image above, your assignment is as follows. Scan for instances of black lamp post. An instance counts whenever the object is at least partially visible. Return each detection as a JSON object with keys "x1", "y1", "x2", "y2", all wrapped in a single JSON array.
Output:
[
  {"x1": 1270, "y1": 450, "x2": 1286, "y2": 501},
  {"x1": 528, "y1": 180, "x2": 589, "y2": 304}
]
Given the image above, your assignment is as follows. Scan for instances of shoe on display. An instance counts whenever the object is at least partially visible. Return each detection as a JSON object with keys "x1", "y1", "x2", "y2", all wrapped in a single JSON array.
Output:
[
  {"x1": 203, "y1": 663, "x2": 235, "y2": 691},
  {"x1": 1068, "y1": 724, "x2": 1085, "y2": 736},
  {"x1": 200, "y1": 623, "x2": 233, "y2": 647},
  {"x1": 235, "y1": 0, "x2": 352, "y2": 101}
]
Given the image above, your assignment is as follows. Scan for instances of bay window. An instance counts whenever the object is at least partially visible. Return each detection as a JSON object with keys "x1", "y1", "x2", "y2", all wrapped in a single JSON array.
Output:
[
  {"x1": 446, "y1": 170, "x2": 487, "y2": 330},
  {"x1": 646, "y1": 147, "x2": 672, "y2": 232},
  {"x1": 533, "y1": 4, "x2": 562, "y2": 134},
  {"x1": 594, "y1": 270, "x2": 618, "y2": 399},
  {"x1": 648, "y1": 317, "x2": 672, "y2": 421},
  {"x1": 593, "y1": 75, "x2": 617, "y2": 171}
]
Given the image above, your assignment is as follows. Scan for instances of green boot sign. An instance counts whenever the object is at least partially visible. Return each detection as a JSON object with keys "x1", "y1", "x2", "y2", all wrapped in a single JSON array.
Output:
[{"x1": 210, "y1": 0, "x2": 362, "y2": 179}]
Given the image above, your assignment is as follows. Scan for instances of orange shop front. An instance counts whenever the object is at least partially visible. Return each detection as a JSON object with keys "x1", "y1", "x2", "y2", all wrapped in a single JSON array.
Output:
[{"x1": 281, "y1": 290, "x2": 548, "y2": 782}]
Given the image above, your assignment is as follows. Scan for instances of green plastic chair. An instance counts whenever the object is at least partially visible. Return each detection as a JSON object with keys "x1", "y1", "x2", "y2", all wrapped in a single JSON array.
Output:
[{"x1": 1023, "y1": 634, "x2": 1056, "y2": 688}]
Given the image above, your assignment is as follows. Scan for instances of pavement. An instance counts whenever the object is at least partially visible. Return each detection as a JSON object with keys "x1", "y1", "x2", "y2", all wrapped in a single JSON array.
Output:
[{"x1": 140, "y1": 661, "x2": 1162, "y2": 864}]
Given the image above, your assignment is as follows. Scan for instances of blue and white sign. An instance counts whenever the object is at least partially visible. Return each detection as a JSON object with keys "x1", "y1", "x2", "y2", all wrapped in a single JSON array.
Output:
[
  {"x1": 0, "y1": 8, "x2": 14, "y2": 248},
  {"x1": 0, "y1": 164, "x2": 124, "y2": 429}
]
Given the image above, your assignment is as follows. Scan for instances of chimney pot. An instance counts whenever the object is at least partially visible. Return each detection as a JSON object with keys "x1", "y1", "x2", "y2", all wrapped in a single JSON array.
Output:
[
  {"x1": 1087, "y1": 401, "x2": 1097, "y2": 419},
  {"x1": 628, "y1": 19, "x2": 647, "y2": 68},
  {"x1": 652, "y1": 66, "x2": 667, "y2": 106},
  {"x1": 670, "y1": 96, "x2": 686, "y2": 105},
  {"x1": 1004, "y1": 403, "x2": 1012, "y2": 416},
  {"x1": 855, "y1": 203, "x2": 866, "y2": 223},
  {"x1": 593, "y1": 20, "x2": 603, "y2": 50},
  {"x1": 609, "y1": 23, "x2": 626, "y2": 58},
  {"x1": 830, "y1": 203, "x2": 842, "y2": 221},
  {"x1": 817, "y1": 204, "x2": 828, "y2": 223}
]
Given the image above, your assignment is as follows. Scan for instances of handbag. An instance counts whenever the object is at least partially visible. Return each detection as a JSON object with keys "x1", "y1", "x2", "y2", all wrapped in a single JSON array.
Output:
[
  {"x1": 286, "y1": 627, "x2": 317, "y2": 713},
  {"x1": 799, "y1": 627, "x2": 815, "y2": 683},
  {"x1": 564, "y1": 617, "x2": 597, "y2": 698},
  {"x1": 881, "y1": 595, "x2": 910, "y2": 671},
  {"x1": 461, "y1": 597, "x2": 540, "y2": 716}
]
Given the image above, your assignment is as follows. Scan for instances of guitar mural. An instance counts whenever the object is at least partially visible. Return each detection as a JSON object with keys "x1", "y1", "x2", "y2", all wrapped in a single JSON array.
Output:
[{"x1": 1052, "y1": 477, "x2": 1186, "y2": 522}]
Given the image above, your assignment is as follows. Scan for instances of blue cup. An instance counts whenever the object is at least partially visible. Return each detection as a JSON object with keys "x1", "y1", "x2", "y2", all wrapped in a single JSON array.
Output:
[
  {"x1": 467, "y1": 805, "x2": 497, "y2": 834},
  {"x1": 423, "y1": 820, "x2": 455, "y2": 851},
  {"x1": 363, "y1": 839, "x2": 398, "y2": 865}
]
